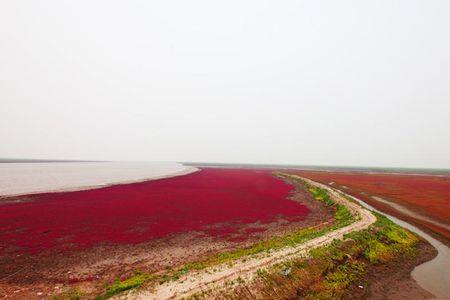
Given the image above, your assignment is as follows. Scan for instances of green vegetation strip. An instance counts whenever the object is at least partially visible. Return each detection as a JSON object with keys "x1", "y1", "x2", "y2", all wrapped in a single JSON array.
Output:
[
  {"x1": 59, "y1": 174, "x2": 357, "y2": 300},
  {"x1": 219, "y1": 212, "x2": 420, "y2": 300}
]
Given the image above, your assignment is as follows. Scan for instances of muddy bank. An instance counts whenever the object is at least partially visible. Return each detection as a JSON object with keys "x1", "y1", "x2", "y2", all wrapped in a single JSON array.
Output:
[
  {"x1": 367, "y1": 240, "x2": 437, "y2": 300},
  {"x1": 339, "y1": 191, "x2": 450, "y2": 299}
]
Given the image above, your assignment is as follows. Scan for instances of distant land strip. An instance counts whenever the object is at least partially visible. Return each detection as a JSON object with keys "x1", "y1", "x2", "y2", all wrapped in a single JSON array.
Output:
[
  {"x1": 183, "y1": 162, "x2": 450, "y2": 175},
  {"x1": 0, "y1": 158, "x2": 104, "y2": 163}
]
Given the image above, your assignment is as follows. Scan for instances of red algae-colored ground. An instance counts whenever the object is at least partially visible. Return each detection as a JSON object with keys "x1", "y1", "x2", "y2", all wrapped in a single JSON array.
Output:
[
  {"x1": 0, "y1": 168, "x2": 310, "y2": 254},
  {"x1": 294, "y1": 170, "x2": 450, "y2": 241}
]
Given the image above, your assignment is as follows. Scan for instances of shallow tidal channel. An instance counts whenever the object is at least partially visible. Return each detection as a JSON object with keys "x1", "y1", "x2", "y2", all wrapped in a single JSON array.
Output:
[{"x1": 344, "y1": 192, "x2": 450, "y2": 299}]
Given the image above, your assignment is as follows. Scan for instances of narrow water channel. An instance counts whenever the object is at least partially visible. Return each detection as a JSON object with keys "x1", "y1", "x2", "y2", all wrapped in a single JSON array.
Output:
[{"x1": 343, "y1": 192, "x2": 450, "y2": 300}]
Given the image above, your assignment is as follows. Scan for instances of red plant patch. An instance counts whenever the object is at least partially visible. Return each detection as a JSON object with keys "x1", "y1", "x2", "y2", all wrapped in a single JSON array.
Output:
[
  {"x1": 0, "y1": 168, "x2": 310, "y2": 254},
  {"x1": 294, "y1": 170, "x2": 450, "y2": 239}
]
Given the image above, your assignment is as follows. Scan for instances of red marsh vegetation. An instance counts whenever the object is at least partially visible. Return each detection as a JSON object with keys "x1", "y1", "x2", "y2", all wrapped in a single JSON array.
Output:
[
  {"x1": 0, "y1": 168, "x2": 310, "y2": 254},
  {"x1": 294, "y1": 170, "x2": 450, "y2": 242}
]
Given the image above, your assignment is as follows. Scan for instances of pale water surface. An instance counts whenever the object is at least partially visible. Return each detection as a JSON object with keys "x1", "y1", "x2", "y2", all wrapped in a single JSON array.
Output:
[{"x1": 0, "y1": 162, "x2": 197, "y2": 197}]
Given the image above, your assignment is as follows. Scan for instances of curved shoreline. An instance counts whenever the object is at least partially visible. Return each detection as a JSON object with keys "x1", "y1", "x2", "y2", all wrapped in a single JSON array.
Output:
[{"x1": 0, "y1": 162, "x2": 199, "y2": 198}]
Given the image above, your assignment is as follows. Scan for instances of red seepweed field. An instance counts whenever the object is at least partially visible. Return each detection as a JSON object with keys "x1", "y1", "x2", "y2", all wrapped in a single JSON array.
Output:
[
  {"x1": 0, "y1": 168, "x2": 311, "y2": 254},
  {"x1": 294, "y1": 170, "x2": 450, "y2": 242}
]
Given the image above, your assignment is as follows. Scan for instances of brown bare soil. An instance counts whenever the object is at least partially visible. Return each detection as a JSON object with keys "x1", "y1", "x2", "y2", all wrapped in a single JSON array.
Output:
[{"x1": 366, "y1": 240, "x2": 437, "y2": 300}]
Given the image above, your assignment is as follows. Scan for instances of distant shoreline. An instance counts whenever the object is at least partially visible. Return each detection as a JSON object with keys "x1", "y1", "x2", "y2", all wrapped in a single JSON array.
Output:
[
  {"x1": 183, "y1": 162, "x2": 450, "y2": 176},
  {"x1": 1, "y1": 159, "x2": 448, "y2": 175},
  {"x1": 0, "y1": 158, "x2": 103, "y2": 163}
]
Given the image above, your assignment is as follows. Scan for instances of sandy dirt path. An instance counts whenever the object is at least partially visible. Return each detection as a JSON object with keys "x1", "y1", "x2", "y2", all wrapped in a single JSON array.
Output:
[{"x1": 124, "y1": 176, "x2": 377, "y2": 300}]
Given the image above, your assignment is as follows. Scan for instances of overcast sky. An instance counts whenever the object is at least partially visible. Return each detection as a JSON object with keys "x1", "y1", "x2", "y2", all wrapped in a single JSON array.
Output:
[{"x1": 1, "y1": 1, "x2": 449, "y2": 168}]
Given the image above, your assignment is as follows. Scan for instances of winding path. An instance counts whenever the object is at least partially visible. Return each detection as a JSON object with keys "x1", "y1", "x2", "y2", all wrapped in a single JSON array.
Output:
[{"x1": 128, "y1": 176, "x2": 377, "y2": 300}]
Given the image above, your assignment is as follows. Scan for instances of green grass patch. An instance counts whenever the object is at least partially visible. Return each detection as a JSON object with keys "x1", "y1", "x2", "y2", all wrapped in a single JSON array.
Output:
[
  {"x1": 50, "y1": 288, "x2": 85, "y2": 300},
  {"x1": 227, "y1": 211, "x2": 421, "y2": 300},
  {"x1": 95, "y1": 272, "x2": 156, "y2": 300},
  {"x1": 345, "y1": 212, "x2": 419, "y2": 263}
]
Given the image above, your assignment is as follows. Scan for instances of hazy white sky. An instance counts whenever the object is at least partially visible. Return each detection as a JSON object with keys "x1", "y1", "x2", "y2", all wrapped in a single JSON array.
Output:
[{"x1": 1, "y1": 1, "x2": 449, "y2": 168}]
